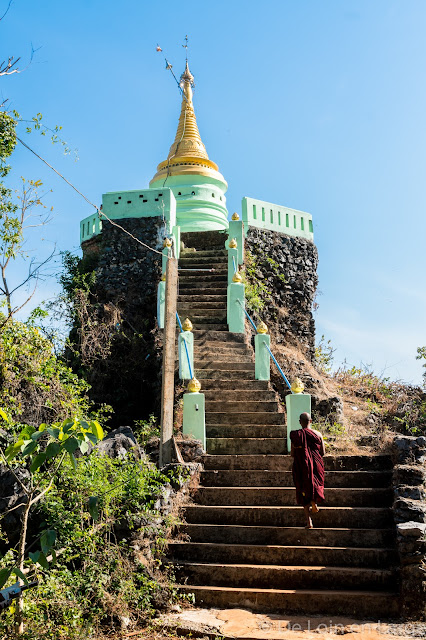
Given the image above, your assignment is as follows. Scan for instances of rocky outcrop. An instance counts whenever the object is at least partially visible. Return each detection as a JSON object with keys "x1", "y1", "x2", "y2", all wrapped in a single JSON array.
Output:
[
  {"x1": 81, "y1": 217, "x2": 165, "y2": 425},
  {"x1": 245, "y1": 228, "x2": 318, "y2": 360},
  {"x1": 391, "y1": 435, "x2": 426, "y2": 618}
]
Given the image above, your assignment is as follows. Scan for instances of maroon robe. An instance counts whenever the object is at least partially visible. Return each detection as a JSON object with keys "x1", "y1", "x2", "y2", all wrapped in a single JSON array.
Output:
[{"x1": 290, "y1": 428, "x2": 325, "y2": 506}]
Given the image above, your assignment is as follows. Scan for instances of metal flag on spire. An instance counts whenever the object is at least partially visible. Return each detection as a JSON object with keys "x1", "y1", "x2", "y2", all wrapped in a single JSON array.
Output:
[{"x1": 182, "y1": 34, "x2": 189, "y2": 62}]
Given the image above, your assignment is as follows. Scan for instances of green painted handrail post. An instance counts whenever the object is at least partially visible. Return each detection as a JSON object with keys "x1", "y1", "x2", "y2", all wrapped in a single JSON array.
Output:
[
  {"x1": 183, "y1": 391, "x2": 205, "y2": 449},
  {"x1": 227, "y1": 283, "x2": 245, "y2": 333},
  {"x1": 227, "y1": 247, "x2": 239, "y2": 284},
  {"x1": 228, "y1": 217, "x2": 244, "y2": 265},
  {"x1": 179, "y1": 331, "x2": 194, "y2": 380},
  {"x1": 157, "y1": 280, "x2": 166, "y2": 328},
  {"x1": 255, "y1": 333, "x2": 271, "y2": 380},
  {"x1": 285, "y1": 392, "x2": 311, "y2": 453}
]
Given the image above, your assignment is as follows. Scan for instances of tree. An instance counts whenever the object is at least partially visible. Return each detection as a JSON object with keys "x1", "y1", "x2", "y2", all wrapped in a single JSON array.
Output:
[
  {"x1": 0, "y1": 412, "x2": 104, "y2": 636},
  {"x1": 417, "y1": 346, "x2": 426, "y2": 387}
]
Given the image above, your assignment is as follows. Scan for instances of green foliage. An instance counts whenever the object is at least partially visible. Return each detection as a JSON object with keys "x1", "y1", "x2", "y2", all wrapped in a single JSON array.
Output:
[
  {"x1": 315, "y1": 335, "x2": 335, "y2": 374},
  {"x1": 59, "y1": 250, "x2": 98, "y2": 308},
  {"x1": 0, "y1": 315, "x2": 91, "y2": 429},
  {"x1": 133, "y1": 414, "x2": 160, "y2": 447},
  {"x1": 242, "y1": 250, "x2": 272, "y2": 314},
  {"x1": 0, "y1": 452, "x2": 186, "y2": 638},
  {"x1": 417, "y1": 346, "x2": 426, "y2": 387},
  {"x1": 266, "y1": 256, "x2": 286, "y2": 283},
  {"x1": 0, "y1": 110, "x2": 17, "y2": 178}
]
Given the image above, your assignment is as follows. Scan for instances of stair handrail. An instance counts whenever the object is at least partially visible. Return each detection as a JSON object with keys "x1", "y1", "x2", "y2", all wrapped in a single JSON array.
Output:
[
  {"x1": 235, "y1": 299, "x2": 292, "y2": 391},
  {"x1": 176, "y1": 311, "x2": 194, "y2": 380}
]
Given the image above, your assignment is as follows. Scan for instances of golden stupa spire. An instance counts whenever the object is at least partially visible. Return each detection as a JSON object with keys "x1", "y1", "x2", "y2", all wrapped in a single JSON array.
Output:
[{"x1": 150, "y1": 62, "x2": 226, "y2": 186}]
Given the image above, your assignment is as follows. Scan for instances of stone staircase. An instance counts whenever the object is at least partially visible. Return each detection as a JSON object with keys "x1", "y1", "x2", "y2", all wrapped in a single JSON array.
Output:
[{"x1": 172, "y1": 239, "x2": 400, "y2": 619}]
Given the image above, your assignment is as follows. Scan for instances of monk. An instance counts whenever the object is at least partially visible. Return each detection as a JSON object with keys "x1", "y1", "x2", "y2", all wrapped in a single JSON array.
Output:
[{"x1": 290, "y1": 412, "x2": 325, "y2": 528}]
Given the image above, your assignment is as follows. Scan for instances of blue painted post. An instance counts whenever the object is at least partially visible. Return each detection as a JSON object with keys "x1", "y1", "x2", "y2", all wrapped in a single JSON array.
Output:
[
  {"x1": 285, "y1": 393, "x2": 312, "y2": 453},
  {"x1": 157, "y1": 280, "x2": 166, "y2": 328},
  {"x1": 179, "y1": 331, "x2": 194, "y2": 380},
  {"x1": 228, "y1": 218, "x2": 244, "y2": 265},
  {"x1": 228, "y1": 247, "x2": 239, "y2": 284},
  {"x1": 227, "y1": 283, "x2": 245, "y2": 333},
  {"x1": 255, "y1": 333, "x2": 270, "y2": 380},
  {"x1": 183, "y1": 392, "x2": 205, "y2": 449}
]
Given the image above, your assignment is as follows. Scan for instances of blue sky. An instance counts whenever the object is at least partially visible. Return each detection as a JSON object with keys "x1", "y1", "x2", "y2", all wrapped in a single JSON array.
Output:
[{"x1": 1, "y1": 0, "x2": 425, "y2": 384}]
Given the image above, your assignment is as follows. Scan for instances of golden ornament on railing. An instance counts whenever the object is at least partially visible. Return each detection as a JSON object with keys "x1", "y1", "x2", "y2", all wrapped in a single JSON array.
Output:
[
  {"x1": 257, "y1": 321, "x2": 268, "y2": 334},
  {"x1": 182, "y1": 317, "x2": 193, "y2": 332},
  {"x1": 232, "y1": 271, "x2": 242, "y2": 283},
  {"x1": 231, "y1": 212, "x2": 240, "y2": 221},
  {"x1": 163, "y1": 237, "x2": 172, "y2": 248},
  {"x1": 187, "y1": 377, "x2": 201, "y2": 393},
  {"x1": 228, "y1": 237, "x2": 238, "y2": 249},
  {"x1": 291, "y1": 378, "x2": 305, "y2": 394},
  {"x1": 161, "y1": 272, "x2": 166, "y2": 281}
]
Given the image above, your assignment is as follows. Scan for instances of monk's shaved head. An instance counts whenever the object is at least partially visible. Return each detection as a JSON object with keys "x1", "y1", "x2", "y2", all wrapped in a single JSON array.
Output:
[{"x1": 299, "y1": 412, "x2": 312, "y2": 428}]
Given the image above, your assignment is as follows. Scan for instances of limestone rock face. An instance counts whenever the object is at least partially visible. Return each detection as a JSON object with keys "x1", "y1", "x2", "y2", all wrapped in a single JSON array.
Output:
[
  {"x1": 96, "y1": 426, "x2": 143, "y2": 459},
  {"x1": 245, "y1": 228, "x2": 318, "y2": 360}
]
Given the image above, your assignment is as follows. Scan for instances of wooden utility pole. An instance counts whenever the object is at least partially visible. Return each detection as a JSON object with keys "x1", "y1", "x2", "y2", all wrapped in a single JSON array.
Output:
[{"x1": 159, "y1": 256, "x2": 178, "y2": 466}]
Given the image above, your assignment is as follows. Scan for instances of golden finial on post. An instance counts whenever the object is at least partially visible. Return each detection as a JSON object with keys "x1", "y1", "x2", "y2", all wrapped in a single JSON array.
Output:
[
  {"x1": 182, "y1": 318, "x2": 193, "y2": 332},
  {"x1": 163, "y1": 237, "x2": 172, "y2": 248},
  {"x1": 231, "y1": 212, "x2": 240, "y2": 221},
  {"x1": 257, "y1": 321, "x2": 268, "y2": 334},
  {"x1": 232, "y1": 271, "x2": 242, "y2": 283},
  {"x1": 228, "y1": 237, "x2": 238, "y2": 249},
  {"x1": 291, "y1": 378, "x2": 305, "y2": 394},
  {"x1": 161, "y1": 272, "x2": 166, "y2": 281},
  {"x1": 187, "y1": 377, "x2": 201, "y2": 393}
]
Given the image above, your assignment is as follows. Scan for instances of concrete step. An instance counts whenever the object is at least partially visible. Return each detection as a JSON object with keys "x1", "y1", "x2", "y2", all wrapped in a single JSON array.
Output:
[
  {"x1": 187, "y1": 314, "x2": 227, "y2": 322},
  {"x1": 195, "y1": 354, "x2": 253, "y2": 364},
  {"x1": 193, "y1": 487, "x2": 392, "y2": 507},
  {"x1": 205, "y1": 400, "x2": 278, "y2": 412},
  {"x1": 179, "y1": 275, "x2": 227, "y2": 284},
  {"x1": 195, "y1": 351, "x2": 252, "y2": 361},
  {"x1": 179, "y1": 264, "x2": 227, "y2": 272},
  {"x1": 204, "y1": 390, "x2": 277, "y2": 401},
  {"x1": 179, "y1": 287, "x2": 228, "y2": 295},
  {"x1": 178, "y1": 303, "x2": 226, "y2": 311},
  {"x1": 206, "y1": 425, "x2": 285, "y2": 438},
  {"x1": 179, "y1": 251, "x2": 228, "y2": 260},
  {"x1": 192, "y1": 324, "x2": 228, "y2": 331},
  {"x1": 183, "y1": 505, "x2": 393, "y2": 528},
  {"x1": 169, "y1": 541, "x2": 398, "y2": 568},
  {"x1": 200, "y1": 469, "x2": 393, "y2": 488},
  {"x1": 207, "y1": 438, "x2": 286, "y2": 455},
  {"x1": 178, "y1": 585, "x2": 400, "y2": 618},
  {"x1": 200, "y1": 380, "x2": 270, "y2": 390},
  {"x1": 197, "y1": 370, "x2": 255, "y2": 380},
  {"x1": 192, "y1": 330, "x2": 245, "y2": 342},
  {"x1": 174, "y1": 562, "x2": 396, "y2": 591},
  {"x1": 196, "y1": 361, "x2": 254, "y2": 371},
  {"x1": 205, "y1": 412, "x2": 286, "y2": 425},
  {"x1": 200, "y1": 454, "x2": 393, "y2": 472},
  {"x1": 178, "y1": 295, "x2": 227, "y2": 303},
  {"x1": 181, "y1": 524, "x2": 396, "y2": 548}
]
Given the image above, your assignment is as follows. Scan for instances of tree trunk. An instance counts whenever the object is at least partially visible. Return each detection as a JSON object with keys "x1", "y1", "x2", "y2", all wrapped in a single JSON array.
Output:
[{"x1": 14, "y1": 494, "x2": 32, "y2": 636}]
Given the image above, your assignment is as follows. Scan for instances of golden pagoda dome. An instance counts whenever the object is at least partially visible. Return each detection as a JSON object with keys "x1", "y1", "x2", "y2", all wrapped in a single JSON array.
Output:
[
  {"x1": 231, "y1": 212, "x2": 240, "y2": 221},
  {"x1": 150, "y1": 62, "x2": 227, "y2": 187}
]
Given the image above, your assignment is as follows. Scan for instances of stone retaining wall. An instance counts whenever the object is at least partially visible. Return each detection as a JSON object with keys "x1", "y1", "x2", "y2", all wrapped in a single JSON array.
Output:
[
  {"x1": 81, "y1": 217, "x2": 165, "y2": 425},
  {"x1": 245, "y1": 228, "x2": 318, "y2": 360},
  {"x1": 392, "y1": 435, "x2": 426, "y2": 618}
]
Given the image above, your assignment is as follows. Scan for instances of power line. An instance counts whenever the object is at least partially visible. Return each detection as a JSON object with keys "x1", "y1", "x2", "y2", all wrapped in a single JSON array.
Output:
[{"x1": 17, "y1": 137, "x2": 166, "y2": 258}]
